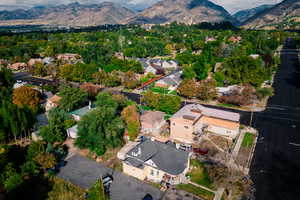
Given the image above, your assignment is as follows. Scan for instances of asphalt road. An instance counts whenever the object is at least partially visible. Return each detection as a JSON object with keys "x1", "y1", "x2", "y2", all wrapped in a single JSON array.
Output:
[{"x1": 250, "y1": 38, "x2": 300, "y2": 200}]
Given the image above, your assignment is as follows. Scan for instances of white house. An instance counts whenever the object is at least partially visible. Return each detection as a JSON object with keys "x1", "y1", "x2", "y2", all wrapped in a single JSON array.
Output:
[{"x1": 67, "y1": 125, "x2": 79, "y2": 139}]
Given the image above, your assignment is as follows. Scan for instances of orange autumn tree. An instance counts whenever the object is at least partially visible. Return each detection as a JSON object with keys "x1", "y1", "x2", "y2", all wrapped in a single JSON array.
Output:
[
  {"x1": 13, "y1": 86, "x2": 41, "y2": 109},
  {"x1": 121, "y1": 104, "x2": 140, "y2": 141}
]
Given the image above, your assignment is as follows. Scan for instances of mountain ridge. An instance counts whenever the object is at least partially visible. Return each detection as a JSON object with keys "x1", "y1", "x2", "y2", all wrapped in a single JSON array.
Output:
[
  {"x1": 233, "y1": 4, "x2": 274, "y2": 24},
  {"x1": 243, "y1": 0, "x2": 300, "y2": 29},
  {"x1": 125, "y1": 0, "x2": 237, "y2": 25},
  {"x1": 0, "y1": 2, "x2": 136, "y2": 27}
]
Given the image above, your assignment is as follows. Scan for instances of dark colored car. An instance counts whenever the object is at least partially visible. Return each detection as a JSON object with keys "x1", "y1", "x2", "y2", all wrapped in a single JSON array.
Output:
[
  {"x1": 102, "y1": 174, "x2": 114, "y2": 194},
  {"x1": 143, "y1": 194, "x2": 153, "y2": 200},
  {"x1": 193, "y1": 148, "x2": 209, "y2": 155}
]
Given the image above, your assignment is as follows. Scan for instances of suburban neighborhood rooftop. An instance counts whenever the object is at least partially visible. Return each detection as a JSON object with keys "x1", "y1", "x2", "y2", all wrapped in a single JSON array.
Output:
[
  {"x1": 171, "y1": 104, "x2": 240, "y2": 122},
  {"x1": 126, "y1": 139, "x2": 190, "y2": 176}
]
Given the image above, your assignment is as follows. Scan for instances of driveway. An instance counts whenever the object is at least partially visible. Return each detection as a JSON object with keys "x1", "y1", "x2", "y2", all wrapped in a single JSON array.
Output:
[{"x1": 57, "y1": 154, "x2": 163, "y2": 200}]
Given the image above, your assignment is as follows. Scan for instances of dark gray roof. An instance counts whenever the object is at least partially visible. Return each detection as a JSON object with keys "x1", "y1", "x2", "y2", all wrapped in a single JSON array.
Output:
[
  {"x1": 57, "y1": 154, "x2": 163, "y2": 200},
  {"x1": 124, "y1": 157, "x2": 145, "y2": 169},
  {"x1": 126, "y1": 140, "x2": 189, "y2": 175}
]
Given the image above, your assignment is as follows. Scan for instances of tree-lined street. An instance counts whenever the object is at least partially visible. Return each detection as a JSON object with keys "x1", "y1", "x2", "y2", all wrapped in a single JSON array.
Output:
[{"x1": 250, "y1": 38, "x2": 300, "y2": 200}]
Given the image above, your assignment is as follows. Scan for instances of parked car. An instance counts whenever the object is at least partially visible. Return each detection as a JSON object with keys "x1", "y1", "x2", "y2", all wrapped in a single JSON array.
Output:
[
  {"x1": 143, "y1": 194, "x2": 153, "y2": 200},
  {"x1": 193, "y1": 148, "x2": 209, "y2": 155},
  {"x1": 102, "y1": 174, "x2": 113, "y2": 194},
  {"x1": 179, "y1": 144, "x2": 192, "y2": 152}
]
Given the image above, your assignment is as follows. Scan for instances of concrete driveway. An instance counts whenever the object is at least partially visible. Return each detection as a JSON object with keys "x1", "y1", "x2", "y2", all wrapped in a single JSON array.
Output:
[{"x1": 57, "y1": 154, "x2": 163, "y2": 200}]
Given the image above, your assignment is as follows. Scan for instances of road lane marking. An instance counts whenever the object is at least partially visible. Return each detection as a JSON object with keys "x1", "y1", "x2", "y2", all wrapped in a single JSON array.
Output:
[{"x1": 289, "y1": 143, "x2": 300, "y2": 147}]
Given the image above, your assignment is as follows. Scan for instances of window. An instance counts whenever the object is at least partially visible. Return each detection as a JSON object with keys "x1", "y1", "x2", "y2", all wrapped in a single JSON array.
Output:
[
  {"x1": 173, "y1": 123, "x2": 175, "y2": 126},
  {"x1": 150, "y1": 169, "x2": 154, "y2": 176},
  {"x1": 157, "y1": 171, "x2": 159, "y2": 176}
]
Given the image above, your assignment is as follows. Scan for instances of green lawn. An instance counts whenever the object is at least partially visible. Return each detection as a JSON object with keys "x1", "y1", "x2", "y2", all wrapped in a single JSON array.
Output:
[
  {"x1": 242, "y1": 132, "x2": 255, "y2": 148},
  {"x1": 217, "y1": 103, "x2": 240, "y2": 109},
  {"x1": 187, "y1": 159, "x2": 213, "y2": 189},
  {"x1": 150, "y1": 87, "x2": 171, "y2": 94},
  {"x1": 176, "y1": 184, "x2": 215, "y2": 200}
]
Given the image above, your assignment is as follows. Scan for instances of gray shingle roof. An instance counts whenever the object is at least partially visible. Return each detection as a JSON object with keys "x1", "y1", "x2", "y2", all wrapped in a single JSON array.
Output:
[{"x1": 126, "y1": 140, "x2": 189, "y2": 175}]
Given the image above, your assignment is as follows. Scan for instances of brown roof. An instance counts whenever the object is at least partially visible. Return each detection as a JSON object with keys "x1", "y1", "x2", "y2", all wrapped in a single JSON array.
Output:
[
  {"x1": 201, "y1": 116, "x2": 239, "y2": 130},
  {"x1": 141, "y1": 111, "x2": 166, "y2": 125},
  {"x1": 48, "y1": 95, "x2": 61, "y2": 105}
]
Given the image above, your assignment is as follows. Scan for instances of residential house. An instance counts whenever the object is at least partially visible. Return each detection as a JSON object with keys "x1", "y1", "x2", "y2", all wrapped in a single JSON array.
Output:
[
  {"x1": 216, "y1": 85, "x2": 243, "y2": 96},
  {"x1": 170, "y1": 104, "x2": 240, "y2": 144},
  {"x1": 67, "y1": 125, "x2": 79, "y2": 139},
  {"x1": 28, "y1": 58, "x2": 43, "y2": 67},
  {"x1": 214, "y1": 62, "x2": 223, "y2": 72},
  {"x1": 119, "y1": 139, "x2": 190, "y2": 185},
  {"x1": 250, "y1": 54, "x2": 260, "y2": 59},
  {"x1": 138, "y1": 58, "x2": 179, "y2": 75},
  {"x1": 8, "y1": 62, "x2": 27, "y2": 71},
  {"x1": 228, "y1": 36, "x2": 242, "y2": 43},
  {"x1": 205, "y1": 37, "x2": 216, "y2": 43},
  {"x1": 155, "y1": 71, "x2": 182, "y2": 90},
  {"x1": 56, "y1": 53, "x2": 83, "y2": 64},
  {"x1": 141, "y1": 111, "x2": 166, "y2": 135},
  {"x1": 70, "y1": 102, "x2": 94, "y2": 121},
  {"x1": 45, "y1": 94, "x2": 61, "y2": 111}
]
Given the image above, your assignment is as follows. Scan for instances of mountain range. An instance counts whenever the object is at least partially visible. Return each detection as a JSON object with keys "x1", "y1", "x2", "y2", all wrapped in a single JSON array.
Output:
[
  {"x1": 0, "y1": 2, "x2": 135, "y2": 27},
  {"x1": 233, "y1": 4, "x2": 274, "y2": 24},
  {"x1": 243, "y1": 0, "x2": 300, "y2": 29},
  {"x1": 0, "y1": 0, "x2": 298, "y2": 30},
  {"x1": 125, "y1": 0, "x2": 236, "y2": 25}
]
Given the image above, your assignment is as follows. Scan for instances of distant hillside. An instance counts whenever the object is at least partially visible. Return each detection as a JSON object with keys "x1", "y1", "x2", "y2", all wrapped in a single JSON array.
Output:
[
  {"x1": 125, "y1": 0, "x2": 237, "y2": 25},
  {"x1": 0, "y1": 2, "x2": 135, "y2": 27},
  {"x1": 243, "y1": 0, "x2": 300, "y2": 30},
  {"x1": 234, "y1": 4, "x2": 274, "y2": 24}
]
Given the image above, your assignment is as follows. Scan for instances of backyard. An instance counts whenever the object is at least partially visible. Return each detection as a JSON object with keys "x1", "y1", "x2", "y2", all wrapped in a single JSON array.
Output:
[
  {"x1": 236, "y1": 132, "x2": 256, "y2": 167},
  {"x1": 187, "y1": 159, "x2": 213, "y2": 189},
  {"x1": 176, "y1": 184, "x2": 215, "y2": 200}
]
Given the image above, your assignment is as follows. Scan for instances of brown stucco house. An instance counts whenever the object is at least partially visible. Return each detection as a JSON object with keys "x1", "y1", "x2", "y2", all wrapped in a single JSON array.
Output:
[
  {"x1": 45, "y1": 94, "x2": 61, "y2": 111},
  {"x1": 118, "y1": 139, "x2": 190, "y2": 185},
  {"x1": 140, "y1": 111, "x2": 166, "y2": 135},
  {"x1": 170, "y1": 104, "x2": 240, "y2": 144}
]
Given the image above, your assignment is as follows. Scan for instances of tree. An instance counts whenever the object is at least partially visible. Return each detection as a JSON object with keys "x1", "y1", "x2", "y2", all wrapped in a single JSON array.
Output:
[
  {"x1": 58, "y1": 64, "x2": 73, "y2": 81},
  {"x1": 122, "y1": 71, "x2": 140, "y2": 89},
  {"x1": 221, "y1": 56, "x2": 268, "y2": 87},
  {"x1": 193, "y1": 62, "x2": 209, "y2": 81},
  {"x1": 182, "y1": 66, "x2": 197, "y2": 80},
  {"x1": 87, "y1": 180, "x2": 109, "y2": 200},
  {"x1": 158, "y1": 95, "x2": 181, "y2": 114},
  {"x1": 39, "y1": 108, "x2": 74, "y2": 144},
  {"x1": 92, "y1": 70, "x2": 121, "y2": 87},
  {"x1": 12, "y1": 86, "x2": 41, "y2": 110},
  {"x1": 121, "y1": 105, "x2": 140, "y2": 141},
  {"x1": 34, "y1": 152, "x2": 56, "y2": 170},
  {"x1": 177, "y1": 79, "x2": 199, "y2": 98},
  {"x1": 198, "y1": 79, "x2": 217, "y2": 101},
  {"x1": 58, "y1": 86, "x2": 88, "y2": 112},
  {"x1": 0, "y1": 68, "x2": 15, "y2": 99},
  {"x1": 142, "y1": 91, "x2": 160, "y2": 109},
  {"x1": 75, "y1": 107, "x2": 124, "y2": 156},
  {"x1": 142, "y1": 91, "x2": 181, "y2": 114}
]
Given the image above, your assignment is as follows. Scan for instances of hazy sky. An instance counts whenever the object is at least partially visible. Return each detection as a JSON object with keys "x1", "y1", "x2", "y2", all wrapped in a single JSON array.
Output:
[{"x1": 0, "y1": 0, "x2": 284, "y2": 13}]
